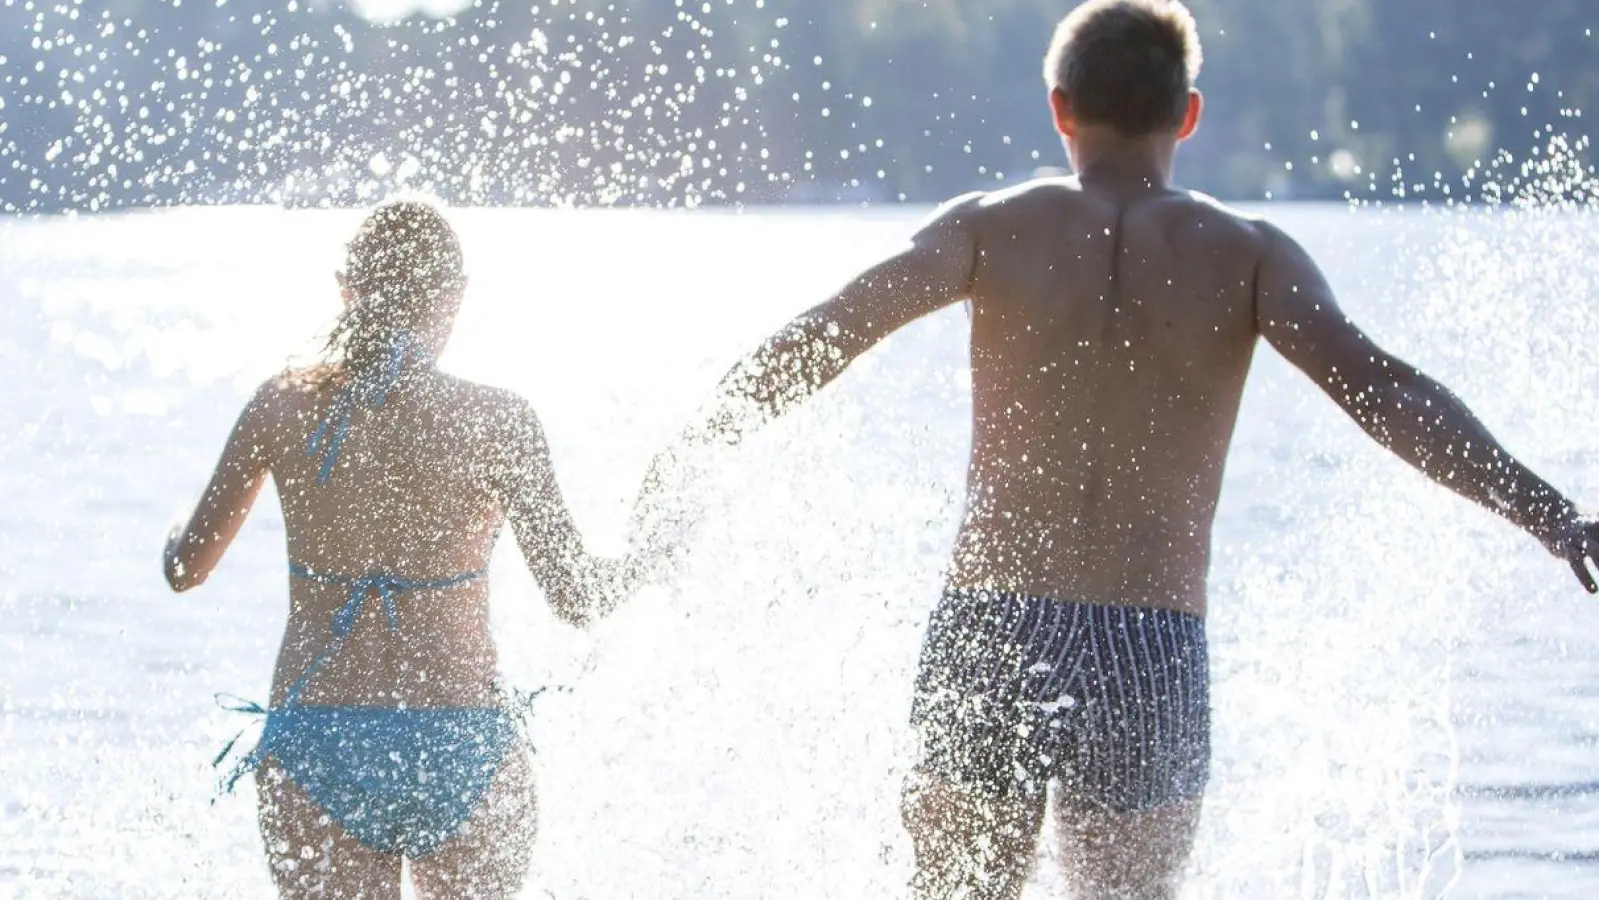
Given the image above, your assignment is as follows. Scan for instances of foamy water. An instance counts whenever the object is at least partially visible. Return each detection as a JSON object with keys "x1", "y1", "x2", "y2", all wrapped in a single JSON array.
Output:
[{"x1": 1, "y1": 204, "x2": 1596, "y2": 898}]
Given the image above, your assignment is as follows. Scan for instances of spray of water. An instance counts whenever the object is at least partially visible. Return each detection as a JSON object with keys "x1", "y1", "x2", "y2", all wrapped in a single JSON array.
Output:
[{"x1": 2, "y1": 2, "x2": 1598, "y2": 898}]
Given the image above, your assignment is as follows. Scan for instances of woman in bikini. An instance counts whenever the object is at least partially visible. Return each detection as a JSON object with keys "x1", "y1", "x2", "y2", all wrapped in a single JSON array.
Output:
[{"x1": 162, "y1": 200, "x2": 628, "y2": 897}]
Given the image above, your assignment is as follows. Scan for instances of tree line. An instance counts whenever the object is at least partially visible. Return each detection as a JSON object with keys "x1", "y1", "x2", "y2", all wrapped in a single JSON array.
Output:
[{"x1": 1, "y1": 0, "x2": 1593, "y2": 211}]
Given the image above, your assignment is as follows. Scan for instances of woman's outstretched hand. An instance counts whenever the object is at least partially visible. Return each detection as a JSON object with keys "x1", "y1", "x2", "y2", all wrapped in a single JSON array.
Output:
[{"x1": 550, "y1": 556, "x2": 639, "y2": 629}]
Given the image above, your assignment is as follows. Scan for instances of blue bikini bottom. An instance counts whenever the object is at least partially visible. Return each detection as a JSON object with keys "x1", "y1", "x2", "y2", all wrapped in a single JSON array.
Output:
[{"x1": 229, "y1": 705, "x2": 519, "y2": 858}]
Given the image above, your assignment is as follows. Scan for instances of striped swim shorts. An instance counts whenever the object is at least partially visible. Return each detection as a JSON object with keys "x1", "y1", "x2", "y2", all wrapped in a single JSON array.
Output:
[{"x1": 909, "y1": 588, "x2": 1210, "y2": 812}]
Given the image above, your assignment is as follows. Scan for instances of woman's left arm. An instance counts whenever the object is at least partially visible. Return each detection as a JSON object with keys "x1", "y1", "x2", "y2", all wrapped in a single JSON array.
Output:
[{"x1": 163, "y1": 382, "x2": 279, "y2": 591}]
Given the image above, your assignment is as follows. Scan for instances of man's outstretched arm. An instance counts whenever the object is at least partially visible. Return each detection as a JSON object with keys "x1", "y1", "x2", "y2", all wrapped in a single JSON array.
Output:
[
  {"x1": 625, "y1": 195, "x2": 984, "y2": 570},
  {"x1": 1254, "y1": 221, "x2": 1598, "y2": 591},
  {"x1": 680, "y1": 192, "x2": 984, "y2": 447}
]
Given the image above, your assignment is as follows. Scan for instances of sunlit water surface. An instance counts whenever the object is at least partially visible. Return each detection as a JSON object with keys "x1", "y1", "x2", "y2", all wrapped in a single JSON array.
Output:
[{"x1": 1, "y1": 204, "x2": 1596, "y2": 898}]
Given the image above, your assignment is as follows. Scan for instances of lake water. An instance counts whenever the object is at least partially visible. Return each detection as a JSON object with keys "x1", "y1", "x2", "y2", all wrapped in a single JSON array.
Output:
[{"x1": 1, "y1": 203, "x2": 1596, "y2": 898}]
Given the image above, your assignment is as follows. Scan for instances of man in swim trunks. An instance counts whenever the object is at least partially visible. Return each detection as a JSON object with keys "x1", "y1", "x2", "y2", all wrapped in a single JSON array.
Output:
[{"x1": 634, "y1": 1, "x2": 1599, "y2": 897}]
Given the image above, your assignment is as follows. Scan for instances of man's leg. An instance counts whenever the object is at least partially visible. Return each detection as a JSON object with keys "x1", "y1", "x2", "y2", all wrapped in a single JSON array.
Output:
[
  {"x1": 1045, "y1": 602, "x2": 1209, "y2": 898},
  {"x1": 901, "y1": 588, "x2": 1073, "y2": 898},
  {"x1": 901, "y1": 768, "x2": 1046, "y2": 900},
  {"x1": 1053, "y1": 794, "x2": 1203, "y2": 900}
]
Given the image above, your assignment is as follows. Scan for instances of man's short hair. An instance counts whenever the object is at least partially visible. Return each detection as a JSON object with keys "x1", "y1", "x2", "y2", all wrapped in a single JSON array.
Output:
[{"x1": 1043, "y1": 0, "x2": 1203, "y2": 136}]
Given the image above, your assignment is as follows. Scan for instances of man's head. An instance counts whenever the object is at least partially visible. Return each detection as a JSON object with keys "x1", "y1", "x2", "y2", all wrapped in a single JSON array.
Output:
[{"x1": 1043, "y1": 0, "x2": 1203, "y2": 151}]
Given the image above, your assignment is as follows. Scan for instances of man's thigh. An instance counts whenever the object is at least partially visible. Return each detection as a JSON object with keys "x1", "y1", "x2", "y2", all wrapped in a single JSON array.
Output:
[
  {"x1": 1053, "y1": 792, "x2": 1203, "y2": 900},
  {"x1": 901, "y1": 768, "x2": 1046, "y2": 900}
]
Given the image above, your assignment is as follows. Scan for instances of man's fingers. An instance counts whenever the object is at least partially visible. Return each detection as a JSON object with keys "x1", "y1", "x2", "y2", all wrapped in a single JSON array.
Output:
[{"x1": 1569, "y1": 552, "x2": 1599, "y2": 594}]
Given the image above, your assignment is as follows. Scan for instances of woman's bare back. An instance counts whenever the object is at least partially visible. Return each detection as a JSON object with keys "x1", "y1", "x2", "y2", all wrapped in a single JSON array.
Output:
[
  {"x1": 160, "y1": 201, "x2": 620, "y2": 893},
  {"x1": 258, "y1": 369, "x2": 533, "y2": 707},
  {"x1": 170, "y1": 364, "x2": 597, "y2": 709}
]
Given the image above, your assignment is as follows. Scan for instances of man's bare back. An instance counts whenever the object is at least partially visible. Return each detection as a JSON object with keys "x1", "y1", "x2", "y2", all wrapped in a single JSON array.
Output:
[
  {"x1": 949, "y1": 178, "x2": 1264, "y2": 617},
  {"x1": 657, "y1": 170, "x2": 1588, "y2": 619}
]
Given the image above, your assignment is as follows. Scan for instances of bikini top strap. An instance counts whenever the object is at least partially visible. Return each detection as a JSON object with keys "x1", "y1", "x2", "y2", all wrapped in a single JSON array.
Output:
[
  {"x1": 281, "y1": 564, "x2": 486, "y2": 706},
  {"x1": 306, "y1": 388, "x2": 357, "y2": 485},
  {"x1": 305, "y1": 335, "x2": 434, "y2": 484}
]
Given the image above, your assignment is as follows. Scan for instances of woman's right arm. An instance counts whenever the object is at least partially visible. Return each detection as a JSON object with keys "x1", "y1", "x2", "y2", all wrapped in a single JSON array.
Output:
[
  {"x1": 497, "y1": 398, "x2": 629, "y2": 626},
  {"x1": 163, "y1": 382, "x2": 278, "y2": 591}
]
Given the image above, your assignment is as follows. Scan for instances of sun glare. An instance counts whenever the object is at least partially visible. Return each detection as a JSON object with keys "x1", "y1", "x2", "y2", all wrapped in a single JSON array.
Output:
[{"x1": 348, "y1": 0, "x2": 473, "y2": 25}]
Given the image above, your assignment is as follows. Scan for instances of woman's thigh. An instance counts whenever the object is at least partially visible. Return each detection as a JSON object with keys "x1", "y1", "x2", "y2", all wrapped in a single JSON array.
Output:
[
  {"x1": 256, "y1": 759, "x2": 402, "y2": 900},
  {"x1": 409, "y1": 744, "x2": 538, "y2": 900}
]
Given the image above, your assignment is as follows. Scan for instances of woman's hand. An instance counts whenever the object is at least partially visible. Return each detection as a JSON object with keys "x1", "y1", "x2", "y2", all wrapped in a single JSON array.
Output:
[
  {"x1": 162, "y1": 382, "x2": 278, "y2": 592},
  {"x1": 548, "y1": 556, "x2": 638, "y2": 628}
]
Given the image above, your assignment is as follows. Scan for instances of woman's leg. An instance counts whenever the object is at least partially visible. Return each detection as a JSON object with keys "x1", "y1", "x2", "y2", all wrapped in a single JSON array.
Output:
[
  {"x1": 256, "y1": 759, "x2": 402, "y2": 899},
  {"x1": 410, "y1": 744, "x2": 538, "y2": 900}
]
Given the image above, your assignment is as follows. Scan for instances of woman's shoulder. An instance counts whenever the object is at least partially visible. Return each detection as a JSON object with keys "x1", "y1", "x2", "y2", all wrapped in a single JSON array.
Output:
[
  {"x1": 235, "y1": 366, "x2": 357, "y2": 437},
  {"x1": 428, "y1": 370, "x2": 534, "y2": 412},
  {"x1": 265, "y1": 366, "x2": 537, "y2": 427},
  {"x1": 266, "y1": 361, "x2": 339, "y2": 391},
  {"x1": 425, "y1": 373, "x2": 542, "y2": 431},
  {"x1": 422, "y1": 378, "x2": 552, "y2": 479},
  {"x1": 254, "y1": 366, "x2": 335, "y2": 411},
  {"x1": 201, "y1": 369, "x2": 327, "y2": 458}
]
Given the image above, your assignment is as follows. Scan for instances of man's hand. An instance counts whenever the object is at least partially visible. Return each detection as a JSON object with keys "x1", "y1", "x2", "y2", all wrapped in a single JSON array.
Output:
[
  {"x1": 1544, "y1": 515, "x2": 1599, "y2": 594},
  {"x1": 626, "y1": 445, "x2": 713, "y2": 586},
  {"x1": 162, "y1": 517, "x2": 188, "y2": 588},
  {"x1": 1254, "y1": 221, "x2": 1593, "y2": 596}
]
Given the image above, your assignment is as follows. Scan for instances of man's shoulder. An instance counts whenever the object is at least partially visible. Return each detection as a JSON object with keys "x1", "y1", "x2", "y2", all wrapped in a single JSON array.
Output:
[
  {"x1": 1176, "y1": 189, "x2": 1273, "y2": 233},
  {"x1": 912, "y1": 177, "x2": 1081, "y2": 219},
  {"x1": 921, "y1": 177, "x2": 1085, "y2": 236},
  {"x1": 959, "y1": 179, "x2": 1265, "y2": 227},
  {"x1": 1115, "y1": 189, "x2": 1284, "y2": 266},
  {"x1": 970, "y1": 175, "x2": 1085, "y2": 210}
]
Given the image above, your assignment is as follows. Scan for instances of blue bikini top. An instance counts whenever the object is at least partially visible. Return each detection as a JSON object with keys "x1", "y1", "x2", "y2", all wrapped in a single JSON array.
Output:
[{"x1": 287, "y1": 333, "x2": 486, "y2": 705}]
